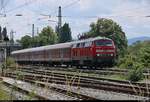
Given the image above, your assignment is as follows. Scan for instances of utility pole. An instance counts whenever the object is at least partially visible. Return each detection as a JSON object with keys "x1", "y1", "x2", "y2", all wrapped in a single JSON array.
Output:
[
  {"x1": 32, "y1": 24, "x2": 35, "y2": 47},
  {"x1": 32, "y1": 24, "x2": 35, "y2": 38},
  {"x1": 37, "y1": 27, "x2": 39, "y2": 35},
  {"x1": 58, "y1": 6, "x2": 62, "y2": 38},
  {"x1": 10, "y1": 30, "x2": 15, "y2": 44}
]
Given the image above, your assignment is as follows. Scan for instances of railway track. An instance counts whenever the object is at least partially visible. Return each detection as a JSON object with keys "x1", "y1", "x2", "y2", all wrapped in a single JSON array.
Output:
[
  {"x1": 11, "y1": 66, "x2": 150, "y2": 77},
  {"x1": 14, "y1": 67, "x2": 150, "y2": 87},
  {"x1": 14, "y1": 66, "x2": 128, "y2": 74},
  {"x1": 4, "y1": 70, "x2": 150, "y2": 98},
  {"x1": 22, "y1": 65, "x2": 150, "y2": 72}
]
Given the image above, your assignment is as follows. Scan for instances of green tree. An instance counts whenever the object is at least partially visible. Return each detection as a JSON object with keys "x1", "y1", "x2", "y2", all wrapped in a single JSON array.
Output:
[
  {"x1": 32, "y1": 36, "x2": 40, "y2": 47},
  {"x1": 127, "y1": 63, "x2": 144, "y2": 82},
  {"x1": 119, "y1": 40, "x2": 150, "y2": 69},
  {"x1": 18, "y1": 35, "x2": 32, "y2": 49},
  {"x1": 2, "y1": 27, "x2": 9, "y2": 41},
  {"x1": 59, "y1": 23, "x2": 72, "y2": 43},
  {"x1": 18, "y1": 26, "x2": 58, "y2": 48},
  {"x1": 139, "y1": 47, "x2": 150, "y2": 68},
  {"x1": 128, "y1": 40, "x2": 150, "y2": 68},
  {"x1": 38, "y1": 26, "x2": 58, "y2": 45},
  {"x1": 84, "y1": 18, "x2": 128, "y2": 58},
  {"x1": 118, "y1": 54, "x2": 136, "y2": 69},
  {"x1": 55, "y1": 25, "x2": 60, "y2": 39}
]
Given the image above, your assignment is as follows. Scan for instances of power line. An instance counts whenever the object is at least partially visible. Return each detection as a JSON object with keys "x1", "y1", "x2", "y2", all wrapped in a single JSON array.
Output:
[
  {"x1": 5, "y1": 0, "x2": 37, "y2": 13},
  {"x1": 62, "y1": 0, "x2": 80, "y2": 9},
  {"x1": 0, "y1": 0, "x2": 4, "y2": 11},
  {"x1": 39, "y1": 0, "x2": 80, "y2": 18},
  {"x1": 0, "y1": 0, "x2": 10, "y2": 13},
  {"x1": 60, "y1": 14, "x2": 150, "y2": 19}
]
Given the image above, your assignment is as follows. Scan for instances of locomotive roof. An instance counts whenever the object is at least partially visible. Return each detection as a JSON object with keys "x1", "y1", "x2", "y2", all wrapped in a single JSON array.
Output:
[
  {"x1": 72, "y1": 36, "x2": 112, "y2": 44},
  {"x1": 12, "y1": 36, "x2": 112, "y2": 54}
]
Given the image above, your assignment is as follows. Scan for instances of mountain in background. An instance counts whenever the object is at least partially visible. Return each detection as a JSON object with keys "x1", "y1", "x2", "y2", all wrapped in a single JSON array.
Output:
[{"x1": 128, "y1": 36, "x2": 150, "y2": 45}]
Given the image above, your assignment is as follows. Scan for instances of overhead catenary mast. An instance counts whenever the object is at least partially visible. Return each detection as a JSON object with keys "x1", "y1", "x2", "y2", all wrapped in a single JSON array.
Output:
[
  {"x1": 32, "y1": 24, "x2": 35, "y2": 38},
  {"x1": 58, "y1": 6, "x2": 62, "y2": 38},
  {"x1": 10, "y1": 30, "x2": 15, "y2": 44},
  {"x1": 32, "y1": 24, "x2": 35, "y2": 47}
]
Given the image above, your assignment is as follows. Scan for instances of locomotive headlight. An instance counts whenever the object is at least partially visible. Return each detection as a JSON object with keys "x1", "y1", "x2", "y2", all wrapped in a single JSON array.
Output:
[
  {"x1": 111, "y1": 54, "x2": 113, "y2": 56},
  {"x1": 97, "y1": 54, "x2": 100, "y2": 56}
]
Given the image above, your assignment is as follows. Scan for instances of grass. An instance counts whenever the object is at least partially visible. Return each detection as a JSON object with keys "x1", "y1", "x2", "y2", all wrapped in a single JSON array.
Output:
[
  {"x1": 0, "y1": 89, "x2": 10, "y2": 100},
  {"x1": 102, "y1": 74, "x2": 127, "y2": 81},
  {"x1": 0, "y1": 82, "x2": 11, "y2": 100}
]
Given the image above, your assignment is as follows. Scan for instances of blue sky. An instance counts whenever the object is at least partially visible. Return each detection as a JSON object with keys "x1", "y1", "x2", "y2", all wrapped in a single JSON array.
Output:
[{"x1": 0, "y1": 0, "x2": 150, "y2": 40}]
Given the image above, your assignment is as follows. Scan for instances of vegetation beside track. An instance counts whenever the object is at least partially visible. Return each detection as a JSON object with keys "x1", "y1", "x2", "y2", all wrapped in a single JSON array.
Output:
[
  {"x1": 118, "y1": 40, "x2": 150, "y2": 82},
  {"x1": 0, "y1": 81, "x2": 11, "y2": 100},
  {"x1": 102, "y1": 74, "x2": 127, "y2": 81}
]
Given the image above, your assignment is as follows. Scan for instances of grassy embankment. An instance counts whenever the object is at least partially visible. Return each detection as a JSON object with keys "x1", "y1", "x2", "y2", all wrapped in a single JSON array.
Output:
[{"x1": 0, "y1": 81, "x2": 11, "y2": 100}]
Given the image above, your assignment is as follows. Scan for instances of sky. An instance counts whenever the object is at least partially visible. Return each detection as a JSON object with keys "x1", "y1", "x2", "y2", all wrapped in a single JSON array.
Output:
[{"x1": 0, "y1": 0, "x2": 150, "y2": 40}]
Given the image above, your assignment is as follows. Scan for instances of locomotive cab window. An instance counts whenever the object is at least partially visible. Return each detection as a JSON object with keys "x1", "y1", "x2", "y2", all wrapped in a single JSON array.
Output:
[{"x1": 95, "y1": 40, "x2": 113, "y2": 46}]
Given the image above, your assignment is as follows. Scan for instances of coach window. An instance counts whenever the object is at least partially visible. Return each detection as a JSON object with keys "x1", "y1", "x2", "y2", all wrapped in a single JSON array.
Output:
[
  {"x1": 85, "y1": 42, "x2": 91, "y2": 47},
  {"x1": 76, "y1": 43, "x2": 80, "y2": 48},
  {"x1": 72, "y1": 44, "x2": 76, "y2": 48},
  {"x1": 79, "y1": 43, "x2": 82, "y2": 48},
  {"x1": 81, "y1": 43, "x2": 85, "y2": 47},
  {"x1": 85, "y1": 42, "x2": 88, "y2": 47}
]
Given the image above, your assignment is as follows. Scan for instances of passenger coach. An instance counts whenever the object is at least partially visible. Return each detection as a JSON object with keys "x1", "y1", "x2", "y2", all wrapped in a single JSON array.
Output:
[{"x1": 12, "y1": 36, "x2": 116, "y2": 67}]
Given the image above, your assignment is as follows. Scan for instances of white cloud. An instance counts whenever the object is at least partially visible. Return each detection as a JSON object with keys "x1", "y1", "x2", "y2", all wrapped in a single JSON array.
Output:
[
  {"x1": 1, "y1": 0, "x2": 150, "y2": 41},
  {"x1": 78, "y1": 0, "x2": 94, "y2": 11}
]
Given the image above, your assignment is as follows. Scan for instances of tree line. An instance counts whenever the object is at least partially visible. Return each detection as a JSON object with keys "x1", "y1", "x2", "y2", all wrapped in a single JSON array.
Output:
[
  {"x1": 0, "y1": 26, "x2": 9, "y2": 42},
  {"x1": 17, "y1": 23, "x2": 72, "y2": 49}
]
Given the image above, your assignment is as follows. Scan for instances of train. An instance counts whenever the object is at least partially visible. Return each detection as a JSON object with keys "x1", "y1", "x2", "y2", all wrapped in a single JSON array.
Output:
[{"x1": 11, "y1": 36, "x2": 116, "y2": 68}]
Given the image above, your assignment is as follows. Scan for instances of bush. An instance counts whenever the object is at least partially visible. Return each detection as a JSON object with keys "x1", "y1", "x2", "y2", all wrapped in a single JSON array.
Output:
[
  {"x1": 127, "y1": 63, "x2": 144, "y2": 82},
  {"x1": 118, "y1": 54, "x2": 136, "y2": 69},
  {"x1": 139, "y1": 48, "x2": 150, "y2": 68},
  {"x1": 6, "y1": 57, "x2": 16, "y2": 68}
]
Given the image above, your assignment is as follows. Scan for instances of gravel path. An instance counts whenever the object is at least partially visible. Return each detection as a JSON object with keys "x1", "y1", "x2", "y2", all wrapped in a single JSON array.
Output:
[
  {"x1": 0, "y1": 84, "x2": 38, "y2": 100},
  {"x1": 2, "y1": 77, "x2": 77, "y2": 100}
]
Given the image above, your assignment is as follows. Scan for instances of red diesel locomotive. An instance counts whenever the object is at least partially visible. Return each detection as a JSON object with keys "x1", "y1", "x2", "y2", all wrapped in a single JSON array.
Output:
[{"x1": 11, "y1": 36, "x2": 116, "y2": 67}]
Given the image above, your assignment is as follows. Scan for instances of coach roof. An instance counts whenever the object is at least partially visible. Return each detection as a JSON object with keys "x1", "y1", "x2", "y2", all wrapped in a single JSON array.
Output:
[{"x1": 12, "y1": 42, "x2": 72, "y2": 54}]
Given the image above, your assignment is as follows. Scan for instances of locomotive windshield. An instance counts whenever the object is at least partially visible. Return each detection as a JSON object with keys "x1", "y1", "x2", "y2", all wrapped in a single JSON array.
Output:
[{"x1": 95, "y1": 40, "x2": 113, "y2": 46}]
